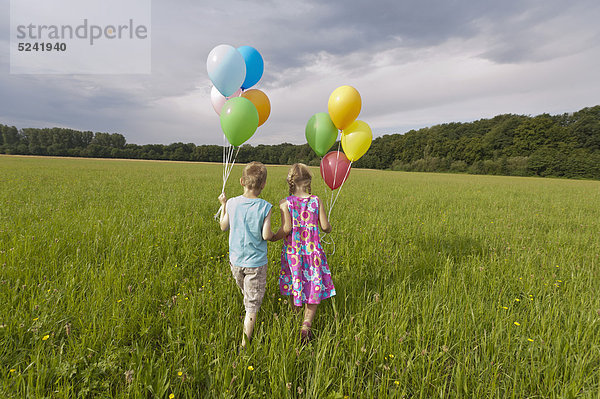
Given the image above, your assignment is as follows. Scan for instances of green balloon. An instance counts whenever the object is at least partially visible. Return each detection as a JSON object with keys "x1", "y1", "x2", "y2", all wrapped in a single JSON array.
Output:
[
  {"x1": 305, "y1": 112, "x2": 338, "y2": 157},
  {"x1": 220, "y1": 97, "x2": 259, "y2": 147}
]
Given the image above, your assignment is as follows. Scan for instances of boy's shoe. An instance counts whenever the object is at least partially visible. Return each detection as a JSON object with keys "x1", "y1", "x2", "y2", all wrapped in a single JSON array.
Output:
[{"x1": 239, "y1": 331, "x2": 252, "y2": 353}]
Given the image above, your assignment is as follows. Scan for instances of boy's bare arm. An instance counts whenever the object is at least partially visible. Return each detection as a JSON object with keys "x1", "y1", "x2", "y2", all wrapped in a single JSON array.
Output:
[
  {"x1": 218, "y1": 194, "x2": 229, "y2": 231},
  {"x1": 262, "y1": 208, "x2": 274, "y2": 241}
]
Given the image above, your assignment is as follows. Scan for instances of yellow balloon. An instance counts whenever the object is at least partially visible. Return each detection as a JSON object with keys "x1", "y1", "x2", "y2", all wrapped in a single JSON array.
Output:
[
  {"x1": 328, "y1": 85, "x2": 361, "y2": 130},
  {"x1": 341, "y1": 120, "x2": 372, "y2": 162}
]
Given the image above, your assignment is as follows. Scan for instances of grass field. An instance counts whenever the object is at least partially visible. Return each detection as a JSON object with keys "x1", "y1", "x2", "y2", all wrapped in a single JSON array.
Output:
[{"x1": 1, "y1": 155, "x2": 600, "y2": 398}]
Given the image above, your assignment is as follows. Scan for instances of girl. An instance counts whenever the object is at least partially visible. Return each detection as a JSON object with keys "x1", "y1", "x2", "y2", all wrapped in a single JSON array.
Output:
[{"x1": 271, "y1": 163, "x2": 336, "y2": 343}]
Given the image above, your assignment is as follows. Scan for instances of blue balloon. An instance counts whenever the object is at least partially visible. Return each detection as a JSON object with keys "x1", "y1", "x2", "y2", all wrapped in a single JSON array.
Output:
[{"x1": 238, "y1": 46, "x2": 264, "y2": 90}]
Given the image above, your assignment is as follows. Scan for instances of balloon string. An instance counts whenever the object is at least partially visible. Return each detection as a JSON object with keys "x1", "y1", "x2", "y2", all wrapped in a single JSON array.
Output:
[
  {"x1": 222, "y1": 144, "x2": 231, "y2": 193},
  {"x1": 223, "y1": 146, "x2": 240, "y2": 191},
  {"x1": 328, "y1": 140, "x2": 342, "y2": 216},
  {"x1": 327, "y1": 161, "x2": 352, "y2": 221},
  {"x1": 222, "y1": 137, "x2": 227, "y2": 191},
  {"x1": 320, "y1": 232, "x2": 336, "y2": 256},
  {"x1": 215, "y1": 143, "x2": 240, "y2": 220}
]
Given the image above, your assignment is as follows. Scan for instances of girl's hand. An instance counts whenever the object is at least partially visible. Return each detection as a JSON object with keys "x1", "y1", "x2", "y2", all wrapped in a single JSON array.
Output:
[{"x1": 218, "y1": 193, "x2": 227, "y2": 205}]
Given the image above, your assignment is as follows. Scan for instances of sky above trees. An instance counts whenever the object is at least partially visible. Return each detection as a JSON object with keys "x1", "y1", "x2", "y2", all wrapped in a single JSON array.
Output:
[{"x1": 1, "y1": 0, "x2": 600, "y2": 145}]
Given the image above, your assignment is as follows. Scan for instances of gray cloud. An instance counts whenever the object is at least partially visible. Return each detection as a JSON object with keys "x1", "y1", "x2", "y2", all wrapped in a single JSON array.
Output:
[{"x1": 1, "y1": 0, "x2": 600, "y2": 145}]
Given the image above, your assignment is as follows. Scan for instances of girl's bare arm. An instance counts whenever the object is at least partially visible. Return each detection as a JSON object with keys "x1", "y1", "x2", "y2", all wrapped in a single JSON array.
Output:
[
  {"x1": 270, "y1": 199, "x2": 292, "y2": 241},
  {"x1": 318, "y1": 197, "x2": 332, "y2": 233}
]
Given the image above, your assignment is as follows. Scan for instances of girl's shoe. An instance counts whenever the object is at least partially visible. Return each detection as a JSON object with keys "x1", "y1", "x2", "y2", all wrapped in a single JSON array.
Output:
[{"x1": 300, "y1": 322, "x2": 314, "y2": 345}]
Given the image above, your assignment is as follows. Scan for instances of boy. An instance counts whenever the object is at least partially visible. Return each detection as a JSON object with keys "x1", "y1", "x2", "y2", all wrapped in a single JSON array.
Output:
[{"x1": 218, "y1": 161, "x2": 273, "y2": 347}]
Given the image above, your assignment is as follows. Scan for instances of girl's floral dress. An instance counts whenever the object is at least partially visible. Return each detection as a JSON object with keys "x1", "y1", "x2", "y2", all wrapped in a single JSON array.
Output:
[{"x1": 280, "y1": 195, "x2": 336, "y2": 305}]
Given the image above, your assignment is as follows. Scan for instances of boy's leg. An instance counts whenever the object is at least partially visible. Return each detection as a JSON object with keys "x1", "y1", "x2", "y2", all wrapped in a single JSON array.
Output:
[
  {"x1": 229, "y1": 262, "x2": 245, "y2": 294},
  {"x1": 230, "y1": 263, "x2": 253, "y2": 347},
  {"x1": 240, "y1": 264, "x2": 267, "y2": 346},
  {"x1": 242, "y1": 312, "x2": 257, "y2": 347}
]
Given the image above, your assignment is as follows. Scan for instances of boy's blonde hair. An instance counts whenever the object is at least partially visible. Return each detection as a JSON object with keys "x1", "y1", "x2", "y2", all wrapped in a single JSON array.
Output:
[
  {"x1": 242, "y1": 161, "x2": 267, "y2": 190},
  {"x1": 287, "y1": 163, "x2": 312, "y2": 195}
]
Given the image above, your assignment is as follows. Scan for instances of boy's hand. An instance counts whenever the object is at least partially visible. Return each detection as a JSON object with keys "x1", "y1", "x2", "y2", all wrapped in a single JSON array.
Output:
[{"x1": 218, "y1": 193, "x2": 227, "y2": 205}]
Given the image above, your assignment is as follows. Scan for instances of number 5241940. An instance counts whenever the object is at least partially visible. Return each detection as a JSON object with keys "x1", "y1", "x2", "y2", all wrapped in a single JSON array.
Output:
[{"x1": 18, "y1": 42, "x2": 67, "y2": 51}]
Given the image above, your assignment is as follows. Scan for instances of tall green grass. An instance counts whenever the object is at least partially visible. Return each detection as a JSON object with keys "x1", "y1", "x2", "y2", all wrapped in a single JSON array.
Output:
[{"x1": 1, "y1": 156, "x2": 599, "y2": 398}]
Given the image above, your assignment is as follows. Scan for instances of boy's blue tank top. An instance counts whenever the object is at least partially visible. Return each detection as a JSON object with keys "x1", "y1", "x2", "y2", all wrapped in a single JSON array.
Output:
[{"x1": 227, "y1": 196, "x2": 272, "y2": 267}]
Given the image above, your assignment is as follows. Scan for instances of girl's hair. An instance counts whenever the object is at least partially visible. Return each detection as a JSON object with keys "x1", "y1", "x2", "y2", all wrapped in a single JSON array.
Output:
[{"x1": 287, "y1": 163, "x2": 312, "y2": 195}]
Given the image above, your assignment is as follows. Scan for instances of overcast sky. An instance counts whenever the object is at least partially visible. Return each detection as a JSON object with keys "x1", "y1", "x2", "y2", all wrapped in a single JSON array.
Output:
[{"x1": 1, "y1": 0, "x2": 600, "y2": 145}]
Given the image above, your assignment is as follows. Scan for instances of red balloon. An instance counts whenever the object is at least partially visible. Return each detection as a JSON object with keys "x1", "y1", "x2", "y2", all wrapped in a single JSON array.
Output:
[{"x1": 320, "y1": 151, "x2": 351, "y2": 190}]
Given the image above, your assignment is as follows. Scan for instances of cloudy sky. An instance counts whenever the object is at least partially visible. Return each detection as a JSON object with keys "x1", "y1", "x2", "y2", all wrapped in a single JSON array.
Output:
[{"x1": 1, "y1": 0, "x2": 600, "y2": 145}]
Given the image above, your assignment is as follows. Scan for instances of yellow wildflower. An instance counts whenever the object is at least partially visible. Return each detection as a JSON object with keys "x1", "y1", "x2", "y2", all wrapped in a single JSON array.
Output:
[
  {"x1": 514, "y1": 322, "x2": 520, "y2": 326},
  {"x1": 42, "y1": 334, "x2": 50, "y2": 340},
  {"x1": 33, "y1": 317, "x2": 39, "y2": 321},
  {"x1": 9, "y1": 369, "x2": 16, "y2": 373},
  {"x1": 169, "y1": 394, "x2": 174, "y2": 399},
  {"x1": 248, "y1": 366, "x2": 254, "y2": 371},
  {"x1": 527, "y1": 338, "x2": 534, "y2": 342},
  {"x1": 394, "y1": 381, "x2": 400, "y2": 385},
  {"x1": 178, "y1": 371, "x2": 183, "y2": 376}
]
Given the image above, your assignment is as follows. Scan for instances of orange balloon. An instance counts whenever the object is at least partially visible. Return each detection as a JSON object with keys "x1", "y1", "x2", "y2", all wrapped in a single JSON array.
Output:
[{"x1": 241, "y1": 89, "x2": 271, "y2": 126}]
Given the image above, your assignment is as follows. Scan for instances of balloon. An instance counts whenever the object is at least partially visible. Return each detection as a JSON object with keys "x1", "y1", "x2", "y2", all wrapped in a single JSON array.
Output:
[
  {"x1": 341, "y1": 120, "x2": 372, "y2": 162},
  {"x1": 211, "y1": 86, "x2": 242, "y2": 115},
  {"x1": 207, "y1": 45, "x2": 246, "y2": 97},
  {"x1": 328, "y1": 85, "x2": 362, "y2": 130},
  {"x1": 238, "y1": 46, "x2": 264, "y2": 90},
  {"x1": 305, "y1": 112, "x2": 338, "y2": 157},
  {"x1": 320, "y1": 151, "x2": 352, "y2": 190},
  {"x1": 241, "y1": 89, "x2": 271, "y2": 126},
  {"x1": 220, "y1": 97, "x2": 259, "y2": 146}
]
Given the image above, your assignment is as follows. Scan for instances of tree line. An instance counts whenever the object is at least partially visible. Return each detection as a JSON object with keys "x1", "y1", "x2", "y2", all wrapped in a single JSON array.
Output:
[{"x1": 2, "y1": 105, "x2": 600, "y2": 179}]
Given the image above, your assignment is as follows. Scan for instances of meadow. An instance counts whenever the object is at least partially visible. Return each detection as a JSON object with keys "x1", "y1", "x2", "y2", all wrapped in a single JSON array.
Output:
[{"x1": 1, "y1": 155, "x2": 599, "y2": 398}]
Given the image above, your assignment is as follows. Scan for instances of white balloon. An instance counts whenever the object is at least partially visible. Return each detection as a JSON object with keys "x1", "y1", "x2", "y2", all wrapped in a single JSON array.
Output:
[{"x1": 206, "y1": 45, "x2": 246, "y2": 97}]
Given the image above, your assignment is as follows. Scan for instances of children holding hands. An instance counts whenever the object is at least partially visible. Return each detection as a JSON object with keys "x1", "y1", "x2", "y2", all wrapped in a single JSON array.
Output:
[{"x1": 218, "y1": 161, "x2": 335, "y2": 347}]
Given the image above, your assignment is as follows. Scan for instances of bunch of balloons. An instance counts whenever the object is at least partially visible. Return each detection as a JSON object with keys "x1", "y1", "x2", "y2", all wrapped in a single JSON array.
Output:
[
  {"x1": 305, "y1": 85, "x2": 372, "y2": 192},
  {"x1": 207, "y1": 44, "x2": 271, "y2": 195},
  {"x1": 207, "y1": 44, "x2": 270, "y2": 147}
]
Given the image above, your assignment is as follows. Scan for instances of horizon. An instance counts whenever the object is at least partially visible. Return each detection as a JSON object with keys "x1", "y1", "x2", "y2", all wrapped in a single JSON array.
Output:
[{"x1": 3, "y1": 103, "x2": 598, "y2": 146}]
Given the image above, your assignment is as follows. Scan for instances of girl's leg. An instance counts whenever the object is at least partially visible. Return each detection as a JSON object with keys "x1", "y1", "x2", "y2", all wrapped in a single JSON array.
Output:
[
  {"x1": 303, "y1": 303, "x2": 318, "y2": 326},
  {"x1": 289, "y1": 297, "x2": 303, "y2": 314},
  {"x1": 300, "y1": 304, "x2": 318, "y2": 343}
]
